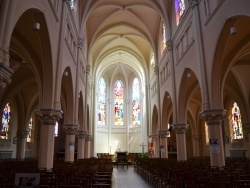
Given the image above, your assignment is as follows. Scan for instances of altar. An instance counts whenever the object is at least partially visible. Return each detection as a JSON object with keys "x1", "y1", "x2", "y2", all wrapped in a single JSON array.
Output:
[{"x1": 116, "y1": 151, "x2": 127, "y2": 161}]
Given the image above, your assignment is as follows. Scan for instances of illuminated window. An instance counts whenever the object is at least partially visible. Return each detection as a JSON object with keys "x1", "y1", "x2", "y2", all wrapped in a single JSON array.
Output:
[
  {"x1": 175, "y1": 0, "x2": 185, "y2": 25},
  {"x1": 1, "y1": 103, "x2": 10, "y2": 139},
  {"x1": 114, "y1": 80, "x2": 124, "y2": 126},
  {"x1": 27, "y1": 118, "x2": 33, "y2": 142},
  {"x1": 132, "y1": 78, "x2": 140, "y2": 126},
  {"x1": 98, "y1": 77, "x2": 106, "y2": 126},
  {"x1": 230, "y1": 102, "x2": 243, "y2": 141},
  {"x1": 55, "y1": 121, "x2": 59, "y2": 137},
  {"x1": 205, "y1": 122, "x2": 209, "y2": 145},
  {"x1": 162, "y1": 23, "x2": 167, "y2": 53}
]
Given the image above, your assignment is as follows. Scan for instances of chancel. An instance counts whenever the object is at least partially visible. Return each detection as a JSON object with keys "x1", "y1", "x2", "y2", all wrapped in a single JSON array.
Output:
[{"x1": 0, "y1": 0, "x2": 250, "y2": 187}]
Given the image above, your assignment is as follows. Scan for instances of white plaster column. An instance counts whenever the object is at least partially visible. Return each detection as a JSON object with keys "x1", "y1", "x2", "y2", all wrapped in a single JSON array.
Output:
[
  {"x1": 189, "y1": 0, "x2": 210, "y2": 110},
  {"x1": 62, "y1": 124, "x2": 79, "y2": 162},
  {"x1": 200, "y1": 109, "x2": 226, "y2": 167},
  {"x1": 154, "y1": 65, "x2": 162, "y2": 130},
  {"x1": 76, "y1": 130, "x2": 87, "y2": 159},
  {"x1": 173, "y1": 124, "x2": 189, "y2": 161},
  {"x1": 16, "y1": 130, "x2": 29, "y2": 159},
  {"x1": 35, "y1": 109, "x2": 63, "y2": 169}
]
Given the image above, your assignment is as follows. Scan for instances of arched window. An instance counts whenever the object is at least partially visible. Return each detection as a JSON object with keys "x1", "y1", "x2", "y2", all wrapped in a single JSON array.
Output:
[
  {"x1": 230, "y1": 102, "x2": 243, "y2": 141},
  {"x1": 132, "y1": 78, "x2": 140, "y2": 126},
  {"x1": 1, "y1": 103, "x2": 10, "y2": 139},
  {"x1": 162, "y1": 23, "x2": 167, "y2": 53},
  {"x1": 27, "y1": 117, "x2": 33, "y2": 142},
  {"x1": 175, "y1": 0, "x2": 185, "y2": 25},
  {"x1": 98, "y1": 77, "x2": 106, "y2": 126},
  {"x1": 114, "y1": 80, "x2": 124, "y2": 126},
  {"x1": 205, "y1": 122, "x2": 209, "y2": 145},
  {"x1": 55, "y1": 121, "x2": 59, "y2": 137}
]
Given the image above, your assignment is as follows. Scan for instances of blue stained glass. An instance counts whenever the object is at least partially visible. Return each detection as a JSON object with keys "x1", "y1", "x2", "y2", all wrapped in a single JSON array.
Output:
[{"x1": 1, "y1": 103, "x2": 10, "y2": 139}]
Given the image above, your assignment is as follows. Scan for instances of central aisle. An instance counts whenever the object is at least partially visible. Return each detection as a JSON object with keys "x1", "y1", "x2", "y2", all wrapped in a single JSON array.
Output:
[{"x1": 112, "y1": 165, "x2": 153, "y2": 188}]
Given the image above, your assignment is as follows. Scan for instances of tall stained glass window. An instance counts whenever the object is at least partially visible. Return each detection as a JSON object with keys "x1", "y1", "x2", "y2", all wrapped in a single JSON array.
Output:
[
  {"x1": 175, "y1": 0, "x2": 185, "y2": 25},
  {"x1": 132, "y1": 78, "x2": 140, "y2": 126},
  {"x1": 55, "y1": 121, "x2": 59, "y2": 137},
  {"x1": 27, "y1": 117, "x2": 33, "y2": 142},
  {"x1": 230, "y1": 102, "x2": 243, "y2": 141},
  {"x1": 1, "y1": 103, "x2": 10, "y2": 139},
  {"x1": 98, "y1": 77, "x2": 106, "y2": 126},
  {"x1": 162, "y1": 23, "x2": 167, "y2": 53},
  {"x1": 114, "y1": 80, "x2": 124, "y2": 126}
]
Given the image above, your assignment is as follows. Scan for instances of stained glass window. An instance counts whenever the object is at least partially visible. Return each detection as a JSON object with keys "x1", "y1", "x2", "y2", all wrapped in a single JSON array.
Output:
[
  {"x1": 230, "y1": 102, "x2": 243, "y2": 141},
  {"x1": 114, "y1": 80, "x2": 124, "y2": 126},
  {"x1": 162, "y1": 23, "x2": 167, "y2": 53},
  {"x1": 175, "y1": 0, "x2": 185, "y2": 25},
  {"x1": 132, "y1": 78, "x2": 140, "y2": 126},
  {"x1": 55, "y1": 121, "x2": 59, "y2": 137},
  {"x1": 98, "y1": 77, "x2": 106, "y2": 126},
  {"x1": 27, "y1": 118, "x2": 33, "y2": 142},
  {"x1": 1, "y1": 103, "x2": 10, "y2": 139}
]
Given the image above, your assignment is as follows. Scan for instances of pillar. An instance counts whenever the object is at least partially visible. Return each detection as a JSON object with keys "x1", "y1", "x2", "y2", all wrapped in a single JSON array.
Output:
[
  {"x1": 193, "y1": 135, "x2": 201, "y2": 157},
  {"x1": 16, "y1": 130, "x2": 29, "y2": 159},
  {"x1": 200, "y1": 109, "x2": 226, "y2": 167},
  {"x1": 173, "y1": 124, "x2": 189, "y2": 161},
  {"x1": 35, "y1": 109, "x2": 63, "y2": 169},
  {"x1": 76, "y1": 130, "x2": 87, "y2": 159},
  {"x1": 158, "y1": 130, "x2": 169, "y2": 158},
  {"x1": 62, "y1": 124, "x2": 79, "y2": 162},
  {"x1": 85, "y1": 134, "x2": 93, "y2": 158}
]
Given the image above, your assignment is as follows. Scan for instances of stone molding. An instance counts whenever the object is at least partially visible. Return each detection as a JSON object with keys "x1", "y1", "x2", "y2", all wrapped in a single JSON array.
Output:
[
  {"x1": 200, "y1": 109, "x2": 227, "y2": 125},
  {"x1": 173, "y1": 124, "x2": 189, "y2": 134},
  {"x1": 35, "y1": 109, "x2": 63, "y2": 125},
  {"x1": 62, "y1": 124, "x2": 80, "y2": 135}
]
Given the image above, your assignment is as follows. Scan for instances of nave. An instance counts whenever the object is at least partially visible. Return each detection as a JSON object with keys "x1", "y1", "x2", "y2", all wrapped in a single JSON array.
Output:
[{"x1": 112, "y1": 165, "x2": 153, "y2": 188}]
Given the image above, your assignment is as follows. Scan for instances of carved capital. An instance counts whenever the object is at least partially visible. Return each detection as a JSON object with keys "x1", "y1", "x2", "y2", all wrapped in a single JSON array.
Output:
[
  {"x1": 167, "y1": 40, "x2": 173, "y2": 51},
  {"x1": 0, "y1": 63, "x2": 13, "y2": 90},
  {"x1": 158, "y1": 130, "x2": 170, "y2": 138},
  {"x1": 35, "y1": 109, "x2": 63, "y2": 125},
  {"x1": 173, "y1": 124, "x2": 189, "y2": 134},
  {"x1": 17, "y1": 130, "x2": 29, "y2": 138},
  {"x1": 85, "y1": 134, "x2": 93, "y2": 141},
  {"x1": 200, "y1": 109, "x2": 227, "y2": 125},
  {"x1": 154, "y1": 65, "x2": 159, "y2": 75},
  {"x1": 76, "y1": 130, "x2": 88, "y2": 139},
  {"x1": 62, "y1": 124, "x2": 79, "y2": 135}
]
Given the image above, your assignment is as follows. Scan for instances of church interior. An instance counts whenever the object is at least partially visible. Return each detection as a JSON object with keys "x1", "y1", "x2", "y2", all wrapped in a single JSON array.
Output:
[{"x1": 0, "y1": 0, "x2": 250, "y2": 187}]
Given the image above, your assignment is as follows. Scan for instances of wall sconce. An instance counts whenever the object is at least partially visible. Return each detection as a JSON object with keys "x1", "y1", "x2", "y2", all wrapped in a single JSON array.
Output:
[
  {"x1": 33, "y1": 22, "x2": 40, "y2": 31},
  {"x1": 230, "y1": 26, "x2": 237, "y2": 35}
]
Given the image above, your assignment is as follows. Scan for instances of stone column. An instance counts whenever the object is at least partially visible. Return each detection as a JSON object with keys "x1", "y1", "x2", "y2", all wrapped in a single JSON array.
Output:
[
  {"x1": 173, "y1": 124, "x2": 189, "y2": 161},
  {"x1": 76, "y1": 130, "x2": 87, "y2": 159},
  {"x1": 158, "y1": 130, "x2": 169, "y2": 158},
  {"x1": 62, "y1": 124, "x2": 79, "y2": 162},
  {"x1": 200, "y1": 109, "x2": 226, "y2": 167},
  {"x1": 16, "y1": 130, "x2": 29, "y2": 159},
  {"x1": 193, "y1": 135, "x2": 201, "y2": 157},
  {"x1": 85, "y1": 134, "x2": 93, "y2": 158},
  {"x1": 154, "y1": 65, "x2": 162, "y2": 130},
  {"x1": 35, "y1": 109, "x2": 63, "y2": 169}
]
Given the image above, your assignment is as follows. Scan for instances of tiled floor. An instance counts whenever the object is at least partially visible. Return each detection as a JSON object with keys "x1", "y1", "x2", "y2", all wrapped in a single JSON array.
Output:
[{"x1": 112, "y1": 165, "x2": 153, "y2": 188}]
